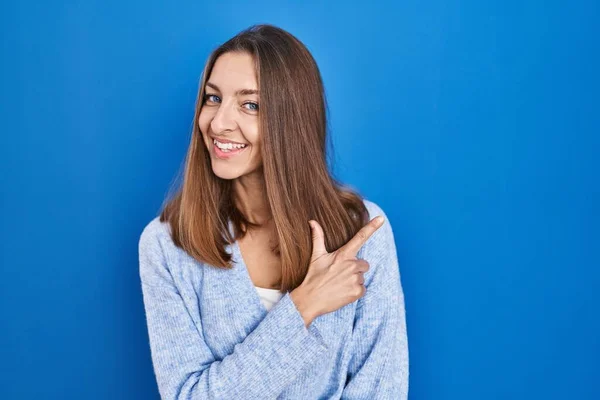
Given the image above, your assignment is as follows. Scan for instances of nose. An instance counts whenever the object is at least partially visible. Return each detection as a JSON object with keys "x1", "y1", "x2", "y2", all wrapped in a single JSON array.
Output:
[{"x1": 210, "y1": 100, "x2": 237, "y2": 134}]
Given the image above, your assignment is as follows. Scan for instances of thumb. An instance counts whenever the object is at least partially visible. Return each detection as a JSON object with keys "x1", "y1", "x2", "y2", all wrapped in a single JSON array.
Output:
[{"x1": 308, "y1": 220, "x2": 328, "y2": 258}]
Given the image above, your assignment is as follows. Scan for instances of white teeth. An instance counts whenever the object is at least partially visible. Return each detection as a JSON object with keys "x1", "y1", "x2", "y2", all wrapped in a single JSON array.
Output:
[{"x1": 213, "y1": 139, "x2": 247, "y2": 150}]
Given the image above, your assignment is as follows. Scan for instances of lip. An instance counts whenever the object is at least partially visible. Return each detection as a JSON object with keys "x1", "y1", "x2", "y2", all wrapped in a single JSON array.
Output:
[
  {"x1": 210, "y1": 136, "x2": 247, "y2": 145},
  {"x1": 212, "y1": 141, "x2": 248, "y2": 159}
]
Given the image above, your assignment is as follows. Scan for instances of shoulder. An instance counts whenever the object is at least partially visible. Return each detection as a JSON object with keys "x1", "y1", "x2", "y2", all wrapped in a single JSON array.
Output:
[
  {"x1": 139, "y1": 216, "x2": 173, "y2": 252},
  {"x1": 361, "y1": 198, "x2": 394, "y2": 242},
  {"x1": 358, "y1": 198, "x2": 397, "y2": 260},
  {"x1": 138, "y1": 216, "x2": 178, "y2": 285},
  {"x1": 362, "y1": 198, "x2": 387, "y2": 221},
  {"x1": 357, "y1": 199, "x2": 402, "y2": 301}
]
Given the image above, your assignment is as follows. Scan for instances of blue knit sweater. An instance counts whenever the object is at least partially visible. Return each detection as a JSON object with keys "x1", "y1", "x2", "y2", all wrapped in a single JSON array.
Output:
[{"x1": 138, "y1": 199, "x2": 409, "y2": 399}]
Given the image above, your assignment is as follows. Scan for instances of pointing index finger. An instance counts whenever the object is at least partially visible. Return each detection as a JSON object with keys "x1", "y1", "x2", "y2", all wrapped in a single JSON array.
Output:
[{"x1": 338, "y1": 216, "x2": 384, "y2": 258}]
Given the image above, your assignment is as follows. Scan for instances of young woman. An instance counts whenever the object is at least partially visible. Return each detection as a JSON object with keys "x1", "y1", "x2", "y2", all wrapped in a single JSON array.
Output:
[{"x1": 139, "y1": 24, "x2": 409, "y2": 399}]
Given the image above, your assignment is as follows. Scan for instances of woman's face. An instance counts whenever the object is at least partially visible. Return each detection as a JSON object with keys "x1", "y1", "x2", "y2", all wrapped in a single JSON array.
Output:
[{"x1": 198, "y1": 51, "x2": 262, "y2": 180}]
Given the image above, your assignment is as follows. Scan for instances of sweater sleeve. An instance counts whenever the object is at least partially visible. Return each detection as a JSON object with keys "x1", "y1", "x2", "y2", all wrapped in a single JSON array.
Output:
[
  {"x1": 138, "y1": 221, "x2": 328, "y2": 400},
  {"x1": 341, "y1": 202, "x2": 409, "y2": 400}
]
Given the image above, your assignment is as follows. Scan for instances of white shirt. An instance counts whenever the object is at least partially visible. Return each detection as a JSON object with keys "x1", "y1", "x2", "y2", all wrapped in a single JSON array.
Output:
[{"x1": 254, "y1": 286, "x2": 284, "y2": 311}]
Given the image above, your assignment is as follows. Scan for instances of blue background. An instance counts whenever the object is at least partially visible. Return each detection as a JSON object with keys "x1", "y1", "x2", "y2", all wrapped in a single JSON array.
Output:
[{"x1": 1, "y1": 1, "x2": 598, "y2": 399}]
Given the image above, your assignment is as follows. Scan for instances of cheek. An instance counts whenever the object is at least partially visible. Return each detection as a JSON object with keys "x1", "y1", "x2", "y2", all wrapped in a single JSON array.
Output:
[
  {"x1": 249, "y1": 130, "x2": 262, "y2": 164},
  {"x1": 198, "y1": 113, "x2": 208, "y2": 135},
  {"x1": 242, "y1": 121, "x2": 260, "y2": 147}
]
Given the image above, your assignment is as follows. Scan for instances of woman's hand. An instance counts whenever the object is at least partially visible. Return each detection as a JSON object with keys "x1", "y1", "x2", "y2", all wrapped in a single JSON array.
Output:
[{"x1": 290, "y1": 216, "x2": 385, "y2": 327}]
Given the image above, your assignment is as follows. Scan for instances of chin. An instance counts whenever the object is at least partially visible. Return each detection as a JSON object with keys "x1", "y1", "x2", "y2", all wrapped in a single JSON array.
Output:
[
  {"x1": 211, "y1": 168, "x2": 242, "y2": 180},
  {"x1": 210, "y1": 163, "x2": 262, "y2": 181}
]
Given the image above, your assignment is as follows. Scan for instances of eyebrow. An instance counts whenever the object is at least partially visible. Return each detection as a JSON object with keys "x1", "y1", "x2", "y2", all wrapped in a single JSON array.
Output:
[{"x1": 205, "y1": 82, "x2": 259, "y2": 96}]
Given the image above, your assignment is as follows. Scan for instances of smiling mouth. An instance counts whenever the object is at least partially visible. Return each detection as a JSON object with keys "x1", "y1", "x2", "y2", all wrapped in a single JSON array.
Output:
[
  {"x1": 212, "y1": 139, "x2": 248, "y2": 159},
  {"x1": 213, "y1": 138, "x2": 247, "y2": 151}
]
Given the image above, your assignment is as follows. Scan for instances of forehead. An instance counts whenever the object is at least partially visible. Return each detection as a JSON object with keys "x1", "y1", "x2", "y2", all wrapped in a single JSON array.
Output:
[{"x1": 208, "y1": 52, "x2": 257, "y2": 90}]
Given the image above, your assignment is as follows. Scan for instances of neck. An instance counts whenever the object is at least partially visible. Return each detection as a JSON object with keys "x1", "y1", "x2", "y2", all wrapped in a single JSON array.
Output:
[{"x1": 233, "y1": 171, "x2": 272, "y2": 226}]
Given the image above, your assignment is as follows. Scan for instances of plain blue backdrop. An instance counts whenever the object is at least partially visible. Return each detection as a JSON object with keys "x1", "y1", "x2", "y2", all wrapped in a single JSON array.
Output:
[{"x1": 1, "y1": 1, "x2": 598, "y2": 399}]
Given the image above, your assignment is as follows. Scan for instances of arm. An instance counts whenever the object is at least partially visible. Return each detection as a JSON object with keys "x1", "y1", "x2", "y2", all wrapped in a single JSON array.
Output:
[
  {"x1": 138, "y1": 220, "x2": 328, "y2": 399},
  {"x1": 341, "y1": 203, "x2": 409, "y2": 399}
]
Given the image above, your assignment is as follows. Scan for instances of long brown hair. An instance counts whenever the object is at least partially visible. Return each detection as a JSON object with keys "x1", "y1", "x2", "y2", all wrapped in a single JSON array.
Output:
[{"x1": 160, "y1": 24, "x2": 368, "y2": 293}]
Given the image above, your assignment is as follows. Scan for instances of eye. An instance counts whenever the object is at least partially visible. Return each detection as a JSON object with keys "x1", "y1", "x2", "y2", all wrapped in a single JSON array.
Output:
[
  {"x1": 243, "y1": 101, "x2": 259, "y2": 111},
  {"x1": 204, "y1": 93, "x2": 221, "y2": 104}
]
